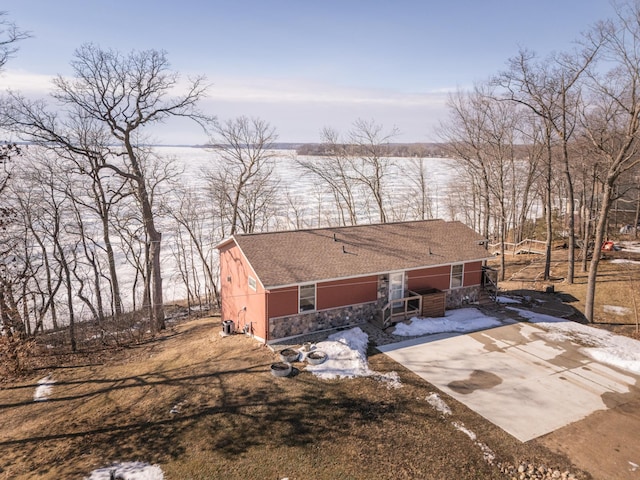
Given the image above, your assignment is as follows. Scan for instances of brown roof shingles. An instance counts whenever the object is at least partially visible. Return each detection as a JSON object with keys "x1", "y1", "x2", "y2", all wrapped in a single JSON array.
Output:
[{"x1": 230, "y1": 220, "x2": 490, "y2": 288}]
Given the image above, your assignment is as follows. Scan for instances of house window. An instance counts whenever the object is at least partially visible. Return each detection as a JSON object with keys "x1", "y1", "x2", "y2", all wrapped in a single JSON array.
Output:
[
  {"x1": 248, "y1": 276, "x2": 257, "y2": 291},
  {"x1": 450, "y1": 264, "x2": 464, "y2": 289},
  {"x1": 299, "y1": 284, "x2": 316, "y2": 312}
]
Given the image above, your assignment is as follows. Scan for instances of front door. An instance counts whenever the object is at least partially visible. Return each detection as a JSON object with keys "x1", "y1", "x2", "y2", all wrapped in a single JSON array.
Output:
[{"x1": 389, "y1": 272, "x2": 404, "y2": 309}]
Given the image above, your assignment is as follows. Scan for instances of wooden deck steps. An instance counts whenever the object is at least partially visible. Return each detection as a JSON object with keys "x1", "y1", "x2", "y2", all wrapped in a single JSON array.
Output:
[{"x1": 476, "y1": 289, "x2": 496, "y2": 307}]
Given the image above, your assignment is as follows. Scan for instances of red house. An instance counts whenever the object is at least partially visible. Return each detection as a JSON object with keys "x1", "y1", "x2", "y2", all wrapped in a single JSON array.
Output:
[{"x1": 216, "y1": 219, "x2": 494, "y2": 343}]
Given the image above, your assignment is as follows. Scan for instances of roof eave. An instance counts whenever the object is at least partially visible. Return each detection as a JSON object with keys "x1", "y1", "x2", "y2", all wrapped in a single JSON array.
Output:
[{"x1": 262, "y1": 255, "x2": 494, "y2": 290}]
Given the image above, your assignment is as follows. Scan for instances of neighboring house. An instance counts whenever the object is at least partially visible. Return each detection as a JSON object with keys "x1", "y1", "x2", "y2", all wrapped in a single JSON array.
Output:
[{"x1": 216, "y1": 219, "x2": 494, "y2": 343}]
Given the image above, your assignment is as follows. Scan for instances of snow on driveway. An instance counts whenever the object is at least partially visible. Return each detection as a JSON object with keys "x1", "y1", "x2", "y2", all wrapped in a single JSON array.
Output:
[
  {"x1": 392, "y1": 308, "x2": 504, "y2": 337},
  {"x1": 379, "y1": 308, "x2": 640, "y2": 442}
]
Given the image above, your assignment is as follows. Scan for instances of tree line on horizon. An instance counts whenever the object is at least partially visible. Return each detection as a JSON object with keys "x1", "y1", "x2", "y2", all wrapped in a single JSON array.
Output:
[{"x1": 1, "y1": 3, "x2": 640, "y2": 368}]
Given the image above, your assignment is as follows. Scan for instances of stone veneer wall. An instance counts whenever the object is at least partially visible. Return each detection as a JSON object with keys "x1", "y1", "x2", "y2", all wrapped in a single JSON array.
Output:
[
  {"x1": 377, "y1": 274, "x2": 389, "y2": 306},
  {"x1": 269, "y1": 302, "x2": 378, "y2": 340},
  {"x1": 446, "y1": 285, "x2": 481, "y2": 309}
]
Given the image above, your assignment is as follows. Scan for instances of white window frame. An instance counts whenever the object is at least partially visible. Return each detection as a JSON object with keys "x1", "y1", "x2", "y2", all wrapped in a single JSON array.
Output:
[
  {"x1": 299, "y1": 283, "x2": 316, "y2": 312},
  {"x1": 248, "y1": 276, "x2": 257, "y2": 291},
  {"x1": 450, "y1": 263, "x2": 464, "y2": 289},
  {"x1": 389, "y1": 271, "x2": 405, "y2": 307}
]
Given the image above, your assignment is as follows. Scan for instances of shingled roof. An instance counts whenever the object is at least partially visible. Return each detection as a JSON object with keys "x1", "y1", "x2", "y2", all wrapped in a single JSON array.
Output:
[{"x1": 221, "y1": 219, "x2": 491, "y2": 289}]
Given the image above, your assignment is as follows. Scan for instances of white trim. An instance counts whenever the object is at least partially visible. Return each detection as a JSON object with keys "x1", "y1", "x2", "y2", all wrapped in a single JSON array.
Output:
[
  {"x1": 389, "y1": 271, "x2": 405, "y2": 306},
  {"x1": 450, "y1": 263, "x2": 464, "y2": 289},
  {"x1": 298, "y1": 283, "x2": 317, "y2": 313}
]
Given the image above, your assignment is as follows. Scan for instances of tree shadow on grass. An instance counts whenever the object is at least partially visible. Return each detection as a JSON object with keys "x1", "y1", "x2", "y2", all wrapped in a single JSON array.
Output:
[{"x1": 0, "y1": 358, "x2": 427, "y2": 479}]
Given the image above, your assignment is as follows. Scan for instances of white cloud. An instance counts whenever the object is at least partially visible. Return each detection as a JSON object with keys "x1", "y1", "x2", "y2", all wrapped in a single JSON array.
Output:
[
  {"x1": 206, "y1": 75, "x2": 448, "y2": 108},
  {"x1": 0, "y1": 70, "x2": 448, "y2": 143},
  {"x1": 0, "y1": 69, "x2": 56, "y2": 95}
]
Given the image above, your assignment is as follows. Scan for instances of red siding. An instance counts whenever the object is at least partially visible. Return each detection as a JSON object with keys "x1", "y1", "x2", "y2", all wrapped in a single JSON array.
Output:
[
  {"x1": 317, "y1": 275, "x2": 378, "y2": 310},
  {"x1": 464, "y1": 261, "x2": 482, "y2": 286},
  {"x1": 407, "y1": 265, "x2": 451, "y2": 291},
  {"x1": 219, "y1": 243, "x2": 267, "y2": 340},
  {"x1": 267, "y1": 286, "x2": 298, "y2": 318},
  {"x1": 220, "y1": 236, "x2": 486, "y2": 343}
]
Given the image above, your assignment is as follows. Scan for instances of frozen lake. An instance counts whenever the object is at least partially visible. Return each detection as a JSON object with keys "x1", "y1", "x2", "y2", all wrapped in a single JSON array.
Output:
[
  {"x1": 160, "y1": 145, "x2": 458, "y2": 222},
  {"x1": 155, "y1": 145, "x2": 459, "y2": 302}
]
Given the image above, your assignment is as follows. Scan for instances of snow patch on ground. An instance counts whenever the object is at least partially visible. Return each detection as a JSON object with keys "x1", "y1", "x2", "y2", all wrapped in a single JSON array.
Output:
[
  {"x1": 509, "y1": 307, "x2": 640, "y2": 375},
  {"x1": 424, "y1": 393, "x2": 495, "y2": 465},
  {"x1": 426, "y1": 392, "x2": 451, "y2": 416},
  {"x1": 392, "y1": 308, "x2": 503, "y2": 336},
  {"x1": 618, "y1": 241, "x2": 640, "y2": 254},
  {"x1": 452, "y1": 421, "x2": 477, "y2": 440},
  {"x1": 610, "y1": 259, "x2": 640, "y2": 265},
  {"x1": 306, "y1": 327, "x2": 401, "y2": 388},
  {"x1": 604, "y1": 305, "x2": 631, "y2": 316},
  {"x1": 33, "y1": 375, "x2": 55, "y2": 402},
  {"x1": 84, "y1": 461, "x2": 163, "y2": 479},
  {"x1": 496, "y1": 296, "x2": 522, "y2": 304}
]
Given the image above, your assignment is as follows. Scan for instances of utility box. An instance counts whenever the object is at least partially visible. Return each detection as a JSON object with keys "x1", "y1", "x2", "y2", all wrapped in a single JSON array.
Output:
[{"x1": 222, "y1": 319, "x2": 235, "y2": 336}]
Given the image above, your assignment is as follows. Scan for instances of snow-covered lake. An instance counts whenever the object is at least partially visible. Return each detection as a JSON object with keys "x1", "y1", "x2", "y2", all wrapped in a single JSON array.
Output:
[
  {"x1": 156, "y1": 146, "x2": 459, "y2": 302},
  {"x1": 7, "y1": 145, "x2": 462, "y2": 328},
  {"x1": 159, "y1": 145, "x2": 458, "y2": 219}
]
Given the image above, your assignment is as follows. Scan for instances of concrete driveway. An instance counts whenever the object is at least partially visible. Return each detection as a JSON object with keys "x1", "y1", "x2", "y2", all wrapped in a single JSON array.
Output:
[{"x1": 378, "y1": 321, "x2": 640, "y2": 442}]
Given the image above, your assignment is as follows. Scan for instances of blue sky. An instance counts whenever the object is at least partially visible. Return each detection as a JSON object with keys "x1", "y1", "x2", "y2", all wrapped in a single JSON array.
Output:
[{"x1": 0, "y1": 1, "x2": 618, "y2": 144}]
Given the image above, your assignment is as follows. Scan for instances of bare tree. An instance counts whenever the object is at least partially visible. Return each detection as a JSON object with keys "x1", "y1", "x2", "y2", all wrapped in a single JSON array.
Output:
[
  {"x1": 581, "y1": 2, "x2": 640, "y2": 322},
  {"x1": 497, "y1": 44, "x2": 598, "y2": 284},
  {"x1": 0, "y1": 13, "x2": 29, "y2": 347},
  {"x1": 348, "y1": 119, "x2": 398, "y2": 223},
  {"x1": 2, "y1": 45, "x2": 212, "y2": 332},
  {"x1": 52, "y1": 117, "x2": 130, "y2": 320},
  {"x1": 168, "y1": 186, "x2": 220, "y2": 309},
  {"x1": 205, "y1": 116, "x2": 279, "y2": 235},
  {"x1": 0, "y1": 12, "x2": 29, "y2": 71},
  {"x1": 405, "y1": 157, "x2": 434, "y2": 221},
  {"x1": 439, "y1": 86, "x2": 495, "y2": 241},
  {"x1": 297, "y1": 127, "x2": 360, "y2": 226}
]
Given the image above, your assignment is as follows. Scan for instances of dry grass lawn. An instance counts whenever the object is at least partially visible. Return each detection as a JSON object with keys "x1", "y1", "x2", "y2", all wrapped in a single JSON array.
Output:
[
  {"x1": 495, "y1": 247, "x2": 640, "y2": 338},
  {"x1": 0, "y1": 315, "x2": 586, "y2": 480},
  {"x1": 2, "y1": 250, "x2": 638, "y2": 479}
]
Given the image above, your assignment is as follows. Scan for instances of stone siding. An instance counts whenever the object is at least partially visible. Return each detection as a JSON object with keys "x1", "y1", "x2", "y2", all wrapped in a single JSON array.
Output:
[
  {"x1": 269, "y1": 302, "x2": 378, "y2": 340},
  {"x1": 377, "y1": 274, "x2": 389, "y2": 306},
  {"x1": 446, "y1": 285, "x2": 481, "y2": 309}
]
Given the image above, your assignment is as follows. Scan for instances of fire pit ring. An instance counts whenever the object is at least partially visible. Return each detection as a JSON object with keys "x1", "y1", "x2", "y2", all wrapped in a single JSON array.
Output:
[
  {"x1": 279, "y1": 348, "x2": 300, "y2": 363},
  {"x1": 270, "y1": 362, "x2": 292, "y2": 377},
  {"x1": 306, "y1": 350, "x2": 328, "y2": 365}
]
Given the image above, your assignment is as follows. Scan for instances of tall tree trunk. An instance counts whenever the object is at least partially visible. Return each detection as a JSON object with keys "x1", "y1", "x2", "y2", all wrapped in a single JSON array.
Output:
[
  {"x1": 585, "y1": 181, "x2": 614, "y2": 322},
  {"x1": 101, "y1": 215, "x2": 123, "y2": 318},
  {"x1": 124, "y1": 137, "x2": 165, "y2": 332},
  {"x1": 543, "y1": 142, "x2": 553, "y2": 280},
  {"x1": 634, "y1": 187, "x2": 640, "y2": 239},
  {"x1": 150, "y1": 230, "x2": 164, "y2": 331},
  {"x1": 561, "y1": 142, "x2": 576, "y2": 283}
]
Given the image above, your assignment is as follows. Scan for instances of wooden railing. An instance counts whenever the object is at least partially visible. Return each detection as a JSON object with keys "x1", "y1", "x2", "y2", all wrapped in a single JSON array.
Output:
[
  {"x1": 488, "y1": 239, "x2": 546, "y2": 256},
  {"x1": 482, "y1": 266, "x2": 498, "y2": 302},
  {"x1": 380, "y1": 292, "x2": 422, "y2": 329}
]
